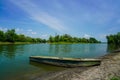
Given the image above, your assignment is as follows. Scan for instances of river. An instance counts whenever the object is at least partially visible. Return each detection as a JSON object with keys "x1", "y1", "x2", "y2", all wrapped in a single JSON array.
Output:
[{"x1": 0, "y1": 43, "x2": 113, "y2": 80}]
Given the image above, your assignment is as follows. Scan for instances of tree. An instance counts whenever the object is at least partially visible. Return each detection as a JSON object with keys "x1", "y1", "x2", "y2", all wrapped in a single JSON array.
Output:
[
  {"x1": 54, "y1": 35, "x2": 60, "y2": 42},
  {"x1": 17, "y1": 34, "x2": 26, "y2": 42},
  {"x1": 0, "y1": 29, "x2": 47, "y2": 43},
  {"x1": 0, "y1": 30, "x2": 5, "y2": 42},
  {"x1": 36, "y1": 38, "x2": 42, "y2": 43},
  {"x1": 25, "y1": 36, "x2": 33, "y2": 42},
  {"x1": 106, "y1": 32, "x2": 120, "y2": 44},
  {"x1": 59, "y1": 36, "x2": 64, "y2": 42},
  {"x1": 49, "y1": 35, "x2": 54, "y2": 42},
  {"x1": 81, "y1": 38, "x2": 88, "y2": 43},
  {"x1": 73, "y1": 37, "x2": 79, "y2": 43},
  {"x1": 89, "y1": 37, "x2": 98, "y2": 43},
  {"x1": 42, "y1": 39, "x2": 46, "y2": 43},
  {"x1": 48, "y1": 34, "x2": 100, "y2": 43},
  {"x1": 62, "y1": 34, "x2": 72, "y2": 42},
  {"x1": 5, "y1": 29, "x2": 17, "y2": 42}
]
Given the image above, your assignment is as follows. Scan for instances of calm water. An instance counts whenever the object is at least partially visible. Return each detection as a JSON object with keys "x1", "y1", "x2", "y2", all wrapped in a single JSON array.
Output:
[{"x1": 0, "y1": 43, "x2": 111, "y2": 80}]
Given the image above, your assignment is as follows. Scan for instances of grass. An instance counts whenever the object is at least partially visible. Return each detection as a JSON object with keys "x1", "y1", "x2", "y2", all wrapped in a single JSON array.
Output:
[
  {"x1": 48, "y1": 42, "x2": 75, "y2": 44},
  {"x1": 0, "y1": 42, "x2": 36, "y2": 45},
  {"x1": 48, "y1": 42, "x2": 102, "y2": 44},
  {"x1": 0, "y1": 42, "x2": 103, "y2": 45},
  {"x1": 110, "y1": 76, "x2": 120, "y2": 80}
]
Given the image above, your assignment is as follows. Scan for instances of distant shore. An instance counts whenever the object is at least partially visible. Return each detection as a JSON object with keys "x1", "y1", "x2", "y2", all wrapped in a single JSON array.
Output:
[
  {"x1": 0, "y1": 42, "x2": 105, "y2": 45},
  {"x1": 48, "y1": 42, "x2": 105, "y2": 44},
  {"x1": 0, "y1": 42, "x2": 38, "y2": 45}
]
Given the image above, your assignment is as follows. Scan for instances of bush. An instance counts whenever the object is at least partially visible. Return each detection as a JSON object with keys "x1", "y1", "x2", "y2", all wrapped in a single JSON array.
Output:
[{"x1": 110, "y1": 76, "x2": 120, "y2": 80}]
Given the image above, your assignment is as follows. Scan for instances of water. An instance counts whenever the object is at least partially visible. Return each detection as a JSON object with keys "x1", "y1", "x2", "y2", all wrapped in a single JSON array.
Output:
[{"x1": 0, "y1": 43, "x2": 111, "y2": 80}]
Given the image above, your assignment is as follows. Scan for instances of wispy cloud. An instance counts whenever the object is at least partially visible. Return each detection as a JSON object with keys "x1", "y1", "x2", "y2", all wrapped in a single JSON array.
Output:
[
  {"x1": 98, "y1": 34, "x2": 107, "y2": 41},
  {"x1": 10, "y1": 0, "x2": 66, "y2": 32},
  {"x1": 31, "y1": 32, "x2": 37, "y2": 35},
  {"x1": 15, "y1": 28, "x2": 23, "y2": 32},
  {"x1": 83, "y1": 34, "x2": 92, "y2": 39},
  {"x1": 41, "y1": 34, "x2": 48, "y2": 39},
  {"x1": 108, "y1": 26, "x2": 120, "y2": 32},
  {"x1": 27, "y1": 29, "x2": 32, "y2": 32},
  {"x1": 0, "y1": 27, "x2": 8, "y2": 32}
]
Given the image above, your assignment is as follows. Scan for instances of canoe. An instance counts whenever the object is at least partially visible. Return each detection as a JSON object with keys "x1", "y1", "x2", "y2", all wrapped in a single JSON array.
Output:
[{"x1": 29, "y1": 56, "x2": 101, "y2": 67}]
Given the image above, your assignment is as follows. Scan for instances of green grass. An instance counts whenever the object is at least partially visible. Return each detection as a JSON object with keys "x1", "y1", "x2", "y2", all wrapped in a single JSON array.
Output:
[
  {"x1": 48, "y1": 42, "x2": 74, "y2": 44},
  {"x1": 48, "y1": 42, "x2": 102, "y2": 44},
  {"x1": 0, "y1": 42, "x2": 36, "y2": 45},
  {"x1": 110, "y1": 76, "x2": 120, "y2": 80}
]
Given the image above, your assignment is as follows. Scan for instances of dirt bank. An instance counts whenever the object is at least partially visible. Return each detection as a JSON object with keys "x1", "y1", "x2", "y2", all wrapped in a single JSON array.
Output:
[{"x1": 32, "y1": 51, "x2": 120, "y2": 80}]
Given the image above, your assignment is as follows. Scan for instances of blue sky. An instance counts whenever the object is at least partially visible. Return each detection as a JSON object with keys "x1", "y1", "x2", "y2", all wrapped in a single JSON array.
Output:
[{"x1": 0, "y1": 0, "x2": 120, "y2": 41}]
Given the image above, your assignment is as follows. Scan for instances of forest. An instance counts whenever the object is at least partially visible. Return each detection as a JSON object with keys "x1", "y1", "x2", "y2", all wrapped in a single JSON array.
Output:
[
  {"x1": 48, "y1": 34, "x2": 101, "y2": 43},
  {"x1": 0, "y1": 29, "x2": 46, "y2": 43},
  {"x1": 106, "y1": 32, "x2": 120, "y2": 44},
  {"x1": 0, "y1": 29, "x2": 101, "y2": 43}
]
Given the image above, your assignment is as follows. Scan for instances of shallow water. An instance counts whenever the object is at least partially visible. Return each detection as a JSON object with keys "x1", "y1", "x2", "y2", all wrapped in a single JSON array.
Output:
[{"x1": 0, "y1": 43, "x2": 109, "y2": 80}]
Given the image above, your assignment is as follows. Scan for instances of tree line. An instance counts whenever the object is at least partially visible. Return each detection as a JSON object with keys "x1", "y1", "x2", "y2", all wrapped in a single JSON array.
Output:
[
  {"x1": 48, "y1": 34, "x2": 101, "y2": 43},
  {"x1": 106, "y1": 32, "x2": 120, "y2": 44},
  {"x1": 0, "y1": 29, "x2": 46, "y2": 43},
  {"x1": 0, "y1": 29, "x2": 101, "y2": 43}
]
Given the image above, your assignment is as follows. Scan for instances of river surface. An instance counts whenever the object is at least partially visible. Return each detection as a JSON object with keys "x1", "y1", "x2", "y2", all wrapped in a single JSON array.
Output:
[{"x1": 0, "y1": 43, "x2": 113, "y2": 80}]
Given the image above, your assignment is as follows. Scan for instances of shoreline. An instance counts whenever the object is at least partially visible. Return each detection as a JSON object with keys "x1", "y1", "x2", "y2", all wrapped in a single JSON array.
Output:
[
  {"x1": 48, "y1": 42, "x2": 103, "y2": 44},
  {"x1": 0, "y1": 42, "x2": 106, "y2": 45},
  {"x1": 0, "y1": 42, "x2": 102, "y2": 44},
  {"x1": 0, "y1": 42, "x2": 43, "y2": 45},
  {"x1": 30, "y1": 51, "x2": 120, "y2": 80}
]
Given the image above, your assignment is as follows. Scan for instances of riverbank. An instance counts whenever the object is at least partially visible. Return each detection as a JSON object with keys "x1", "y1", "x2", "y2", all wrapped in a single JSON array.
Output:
[
  {"x1": 0, "y1": 42, "x2": 104, "y2": 45},
  {"x1": 48, "y1": 42, "x2": 103, "y2": 44},
  {"x1": 31, "y1": 51, "x2": 120, "y2": 80},
  {"x1": 0, "y1": 42, "x2": 42, "y2": 45}
]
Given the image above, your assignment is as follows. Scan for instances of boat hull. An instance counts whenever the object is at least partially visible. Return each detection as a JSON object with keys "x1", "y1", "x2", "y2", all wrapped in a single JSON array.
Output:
[{"x1": 29, "y1": 56, "x2": 101, "y2": 67}]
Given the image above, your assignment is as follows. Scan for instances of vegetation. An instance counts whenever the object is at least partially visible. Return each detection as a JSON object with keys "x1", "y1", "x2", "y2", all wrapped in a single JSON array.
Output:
[
  {"x1": 110, "y1": 76, "x2": 120, "y2": 80},
  {"x1": 0, "y1": 29, "x2": 46, "y2": 43},
  {"x1": 0, "y1": 29, "x2": 101, "y2": 44},
  {"x1": 106, "y1": 32, "x2": 120, "y2": 44},
  {"x1": 48, "y1": 34, "x2": 101, "y2": 43}
]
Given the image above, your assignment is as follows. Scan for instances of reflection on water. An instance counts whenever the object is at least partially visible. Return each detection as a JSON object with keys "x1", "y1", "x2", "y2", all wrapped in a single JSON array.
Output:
[
  {"x1": 0, "y1": 44, "x2": 67, "y2": 80},
  {"x1": 0, "y1": 44, "x2": 108, "y2": 59},
  {"x1": 3, "y1": 45, "x2": 16, "y2": 59},
  {"x1": 49, "y1": 44, "x2": 72, "y2": 54},
  {"x1": 0, "y1": 45, "x2": 3, "y2": 54},
  {"x1": 30, "y1": 61, "x2": 65, "y2": 71},
  {"x1": 0, "y1": 44, "x2": 24, "y2": 59},
  {"x1": 0, "y1": 43, "x2": 110, "y2": 80},
  {"x1": 0, "y1": 45, "x2": 16, "y2": 59},
  {"x1": 48, "y1": 44, "x2": 107, "y2": 58},
  {"x1": 107, "y1": 44, "x2": 120, "y2": 52}
]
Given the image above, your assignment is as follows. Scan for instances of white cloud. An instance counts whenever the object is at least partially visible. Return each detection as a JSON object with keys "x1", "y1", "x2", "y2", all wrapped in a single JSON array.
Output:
[
  {"x1": 41, "y1": 34, "x2": 48, "y2": 39},
  {"x1": 31, "y1": 32, "x2": 37, "y2": 34},
  {"x1": 10, "y1": 0, "x2": 67, "y2": 32},
  {"x1": 108, "y1": 27, "x2": 119, "y2": 32},
  {"x1": 26, "y1": 29, "x2": 37, "y2": 35},
  {"x1": 27, "y1": 29, "x2": 32, "y2": 32},
  {"x1": 41, "y1": 34, "x2": 48, "y2": 37},
  {"x1": 99, "y1": 34, "x2": 107, "y2": 39},
  {"x1": 98, "y1": 34, "x2": 107, "y2": 42},
  {"x1": 83, "y1": 34, "x2": 92, "y2": 39},
  {"x1": 15, "y1": 28, "x2": 23, "y2": 32},
  {"x1": 0, "y1": 27, "x2": 8, "y2": 32}
]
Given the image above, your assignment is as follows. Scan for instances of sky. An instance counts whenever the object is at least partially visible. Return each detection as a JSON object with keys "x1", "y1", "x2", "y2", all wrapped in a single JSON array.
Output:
[{"x1": 0, "y1": 0, "x2": 120, "y2": 42}]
